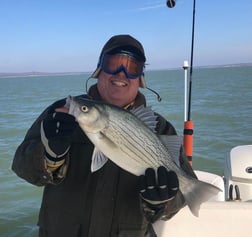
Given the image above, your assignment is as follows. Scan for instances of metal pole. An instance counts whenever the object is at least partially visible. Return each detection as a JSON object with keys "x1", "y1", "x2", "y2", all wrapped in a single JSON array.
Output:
[{"x1": 183, "y1": 60, "x2": 189, "y2": 122}]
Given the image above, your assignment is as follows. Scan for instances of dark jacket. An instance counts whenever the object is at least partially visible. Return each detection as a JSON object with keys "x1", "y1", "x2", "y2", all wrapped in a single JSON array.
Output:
[{"x1": 12, "y1": 85, "x2": 185, "y2": 237}]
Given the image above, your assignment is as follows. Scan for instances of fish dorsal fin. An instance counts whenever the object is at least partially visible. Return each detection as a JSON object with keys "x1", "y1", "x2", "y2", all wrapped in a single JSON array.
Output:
[
  {"x1": 178, "y1": 147, "x2": 198, "y2": 178},
  {"x1": 159, "y1": 135, "x2": 197, "y2": 178},
  {"x1": 130, "y1": 106, "x2": 158, "y2": 132},
  {"x1": 159, "y1": 135, "x2": 183, "y2": 166},
  {"x1": 91, "y1": 147, "x2": 108, "y2": 172}
]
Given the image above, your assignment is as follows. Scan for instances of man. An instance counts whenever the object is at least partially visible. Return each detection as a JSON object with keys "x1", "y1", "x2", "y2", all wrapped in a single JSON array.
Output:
[{"x1": 12, "y1": 34, "x2": 187, "y2": 237}]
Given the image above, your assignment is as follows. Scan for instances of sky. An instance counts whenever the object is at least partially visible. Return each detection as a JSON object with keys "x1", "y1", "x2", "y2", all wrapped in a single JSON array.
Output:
[{"x1": 1, "y1": 0, "x2": 252, "y2": 73}]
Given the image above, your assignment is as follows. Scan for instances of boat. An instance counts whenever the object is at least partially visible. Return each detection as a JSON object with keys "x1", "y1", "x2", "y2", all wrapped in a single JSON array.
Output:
[
  {"x1": 152, "y1": 2, "x2": 252, "y2": 235},
  {"x1": 153, "y1": 144, "x2": 252, "y2": 237}
]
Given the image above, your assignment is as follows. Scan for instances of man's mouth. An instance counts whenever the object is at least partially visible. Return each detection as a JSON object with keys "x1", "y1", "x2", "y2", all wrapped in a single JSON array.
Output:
[{"x1": 111, "y1": 80, "x2": 128, "y2": 87}]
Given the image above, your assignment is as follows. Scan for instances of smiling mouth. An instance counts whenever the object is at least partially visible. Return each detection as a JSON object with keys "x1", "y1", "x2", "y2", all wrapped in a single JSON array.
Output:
[{"x1": 111, "y1": 80, "x2": 128, "y2": 87}]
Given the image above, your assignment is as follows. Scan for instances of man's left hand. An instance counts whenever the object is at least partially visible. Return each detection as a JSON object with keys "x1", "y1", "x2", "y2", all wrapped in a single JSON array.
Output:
[{"x1": 139, "y1": 166, "x2": 179, "y2": 205}]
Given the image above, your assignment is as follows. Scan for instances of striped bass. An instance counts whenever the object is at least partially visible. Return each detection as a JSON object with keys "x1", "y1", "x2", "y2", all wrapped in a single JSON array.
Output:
[{"x1": 66, "y1": 96, "x2": 221, "y2": 217}]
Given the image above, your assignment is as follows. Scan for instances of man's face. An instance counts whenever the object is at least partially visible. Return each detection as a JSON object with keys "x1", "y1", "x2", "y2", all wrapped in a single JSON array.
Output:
[{"x1": 97, "y1": 70, "x2": 140, "y2": 107}]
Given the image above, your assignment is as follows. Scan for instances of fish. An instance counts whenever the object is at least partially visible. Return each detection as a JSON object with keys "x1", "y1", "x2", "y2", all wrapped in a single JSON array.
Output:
[{"x1": 66, "y1": 95, "x2": 221, "y2": 217}]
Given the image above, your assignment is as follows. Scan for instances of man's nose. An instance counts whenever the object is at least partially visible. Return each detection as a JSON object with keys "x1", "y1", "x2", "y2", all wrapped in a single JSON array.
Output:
[{"x1": 116, "y1": 68, "x2": 128, "y2": 78}]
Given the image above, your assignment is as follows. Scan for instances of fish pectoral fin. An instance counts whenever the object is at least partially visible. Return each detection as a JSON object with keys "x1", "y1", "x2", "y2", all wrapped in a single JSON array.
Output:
[
  {"x1": 159, "y1": 135, "x2": 183, "y2": 164},
  {"x1": 91, "y1": 147, "x2": 108, "y2": 172}
]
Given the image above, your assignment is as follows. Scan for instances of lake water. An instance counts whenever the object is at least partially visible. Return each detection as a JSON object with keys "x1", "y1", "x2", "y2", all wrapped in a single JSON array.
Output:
[{"x1": 0, "y1": 66, "x2": 251, "y2": 236}]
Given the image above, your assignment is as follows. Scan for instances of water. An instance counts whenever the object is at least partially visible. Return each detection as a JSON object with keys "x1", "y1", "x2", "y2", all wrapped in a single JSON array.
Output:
[{"x1": 0, "y1": 66, "x2": 251, "y2": 236}]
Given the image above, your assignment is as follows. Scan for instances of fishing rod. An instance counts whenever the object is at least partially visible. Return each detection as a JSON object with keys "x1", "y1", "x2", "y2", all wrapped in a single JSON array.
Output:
[
  {"x1": 167, "y1": 0, "x2": 196, "y2": 166},
  {"x1": 184, "y1": 0, "x2": 196, "y2": 166},
  {"x1": 188, "y1": 0, "x2": 196, "y2": 122}
]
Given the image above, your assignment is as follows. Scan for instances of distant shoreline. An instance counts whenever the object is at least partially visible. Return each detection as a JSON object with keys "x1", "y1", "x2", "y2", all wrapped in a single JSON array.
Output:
[
  {"x1": 0, "y1": 71, "x2": 91, "y2": 78},
  {"x1": 1, "y1": 63, "x2": 251, "y2": 78}
]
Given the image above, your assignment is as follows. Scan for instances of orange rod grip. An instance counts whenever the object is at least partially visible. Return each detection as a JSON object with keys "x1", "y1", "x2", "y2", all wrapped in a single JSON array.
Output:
[{"x1": 183, "y1": 121, "x2": 194, "y2": 166}]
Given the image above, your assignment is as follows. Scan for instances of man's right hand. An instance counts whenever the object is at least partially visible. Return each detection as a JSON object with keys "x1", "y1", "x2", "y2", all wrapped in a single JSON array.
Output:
[{"x1": 41, "y1": 111, "x2": 77, "y2": 164}]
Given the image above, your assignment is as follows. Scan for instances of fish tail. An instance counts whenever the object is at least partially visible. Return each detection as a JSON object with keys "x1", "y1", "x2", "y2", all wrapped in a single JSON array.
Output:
[{"x1": 181, "y1": 177, "x2": 222, "y2": 217}]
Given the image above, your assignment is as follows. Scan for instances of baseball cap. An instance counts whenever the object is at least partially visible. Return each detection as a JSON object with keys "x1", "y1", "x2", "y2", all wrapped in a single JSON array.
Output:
[{"x1": 91, "y1": 34, "x2": 147, "y2": 88}]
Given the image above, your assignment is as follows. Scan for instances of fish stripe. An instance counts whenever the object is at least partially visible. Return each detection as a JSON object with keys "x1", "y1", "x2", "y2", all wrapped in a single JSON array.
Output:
[
  {"x1": 69, "y1": 97, "x2": 221, "y2": 217},
  {"x1": 108, "y1": 113, "x2": 168, "y2": 168}
]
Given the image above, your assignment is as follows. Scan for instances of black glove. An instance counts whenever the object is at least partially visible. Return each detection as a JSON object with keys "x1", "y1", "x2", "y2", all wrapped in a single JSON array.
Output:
[
  {"x1": 138, "y1": 166, "x2": 179, "y2": 222},
  {"x1": 139, "y1": 166, "x2": 179, "y2": 204},
  {"x1": 41, "y1": 111, "x2": 77, "y2": 162}
]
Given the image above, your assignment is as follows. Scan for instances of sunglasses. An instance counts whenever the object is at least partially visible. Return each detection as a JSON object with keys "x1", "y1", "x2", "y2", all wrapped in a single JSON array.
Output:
[{"x1": 99, "y1": 51, "x2": 145, "y2": 79}]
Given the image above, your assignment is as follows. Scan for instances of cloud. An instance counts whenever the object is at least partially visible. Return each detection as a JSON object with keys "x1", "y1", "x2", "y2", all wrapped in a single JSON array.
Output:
[{"x1": 136, "y1": 4, "x2": 164, "y2": 11}]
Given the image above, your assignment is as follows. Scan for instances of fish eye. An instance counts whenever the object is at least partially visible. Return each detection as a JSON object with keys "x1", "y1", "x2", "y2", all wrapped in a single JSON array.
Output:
[{"x1": 81, "y1": 105, "x2": 89, "y2": 112}]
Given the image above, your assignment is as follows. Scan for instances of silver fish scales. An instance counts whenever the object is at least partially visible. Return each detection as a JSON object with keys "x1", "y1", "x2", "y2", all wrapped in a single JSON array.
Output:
[{"x1": 67, "y1": 96, "x2": 221, "y2": 217}]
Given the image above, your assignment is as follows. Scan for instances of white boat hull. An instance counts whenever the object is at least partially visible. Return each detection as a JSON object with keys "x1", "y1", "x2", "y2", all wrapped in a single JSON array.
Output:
[
  {"x1": 153, "y1": 145, "x2": 252, "y2": 237},
  {"x1": 153, "y1": 201, "x2": 252, "y2": 237}
]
